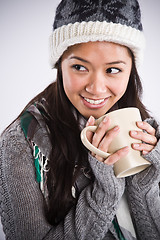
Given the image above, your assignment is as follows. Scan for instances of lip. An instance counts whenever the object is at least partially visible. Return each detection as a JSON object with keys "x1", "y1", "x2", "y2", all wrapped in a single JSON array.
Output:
[{"x1": 81, "y1": 96, "x2": 110, "y2": 109}]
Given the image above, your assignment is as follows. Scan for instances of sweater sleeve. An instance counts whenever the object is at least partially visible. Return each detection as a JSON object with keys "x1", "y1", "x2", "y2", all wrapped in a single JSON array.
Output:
[
  {"x1": 126, "y1": 117, "x2": 160, "y2": 240},
  {"x1": 0, "y1": 120, "x2": 125, "y2": 240}
]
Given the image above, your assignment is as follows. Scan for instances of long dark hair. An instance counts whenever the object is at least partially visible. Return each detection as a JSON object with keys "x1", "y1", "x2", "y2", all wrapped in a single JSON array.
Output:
[
  {"x1": 17, "y1": 53, "x2": 150, "y2": 225},
  {"x1": 43, "y1": 62, "x2": 89, "y2": 225}
]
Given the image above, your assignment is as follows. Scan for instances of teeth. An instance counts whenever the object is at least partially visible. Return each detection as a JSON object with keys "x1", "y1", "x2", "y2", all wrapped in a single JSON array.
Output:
[{"x1": 84, "y1": 97, "x2": 105, "y2": 105}]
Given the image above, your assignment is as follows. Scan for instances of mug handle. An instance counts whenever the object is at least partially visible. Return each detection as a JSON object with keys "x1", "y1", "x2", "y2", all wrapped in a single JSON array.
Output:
[{"x1": 81, "y1": 126, "x2": 110, "y2": 159}]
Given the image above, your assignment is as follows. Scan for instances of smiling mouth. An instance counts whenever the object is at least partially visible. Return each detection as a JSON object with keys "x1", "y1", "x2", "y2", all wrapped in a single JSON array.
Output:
[{"x1": 83, "y1": 97, "x2": 106, "y2": 105}]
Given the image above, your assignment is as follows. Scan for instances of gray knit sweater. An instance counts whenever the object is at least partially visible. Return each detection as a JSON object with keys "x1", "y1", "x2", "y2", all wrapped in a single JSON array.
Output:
[{"x1": 0, "y1": 106, "x2": 160, "y2": 239}]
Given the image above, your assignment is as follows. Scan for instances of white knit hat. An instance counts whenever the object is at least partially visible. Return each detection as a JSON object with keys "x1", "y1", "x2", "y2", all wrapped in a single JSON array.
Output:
[{"x1": 50, "y1": 0, "x2": 145, "y2": 68}]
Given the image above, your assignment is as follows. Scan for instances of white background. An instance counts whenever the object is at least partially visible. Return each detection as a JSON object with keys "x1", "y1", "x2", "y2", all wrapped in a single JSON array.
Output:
[{"x1": 0, "y1": 0, "x2": 160, "y2": 238}]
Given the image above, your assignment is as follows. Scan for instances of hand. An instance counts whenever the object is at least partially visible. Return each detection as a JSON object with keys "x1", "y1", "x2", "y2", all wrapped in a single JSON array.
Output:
[
  {"x1": 130, "y1": 121, "x2": 157, "y2": 155},
  {"x1": 86, "y1": 116, "x2": 130, "y2": 165}
]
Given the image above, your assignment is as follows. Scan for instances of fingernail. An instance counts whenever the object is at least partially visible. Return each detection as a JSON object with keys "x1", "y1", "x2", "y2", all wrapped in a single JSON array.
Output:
[
  {"x1": 113, "y1": 126, "x2": 120, "y2": 131},
  {"x1": 142, "y1": 150, "x2": 148, "y2": 155},
  {"x1": 137, "y1": 121, "x2": 143, "y2": 126},
  {"x1": 88, "y1": 116, "x2": 94, "y2": 122},
  {"x1": 99, "y1": 116, "x2": 109, "y2": 127},
  {"x1": 133, "y1": 143, "x2": 140, "y2": 148},
  {"x1": 124, "y1": 146, "x2": 130, "y2": 152},
  {"x1": 131, "y1": 131, "x2": 137, "y2": 135},
  {"x1": 103, "y1": 116, "x2": 109, "y2": 123},
  {"x1": 86, "y1": 116, "x2": 94, "y2": 126}
]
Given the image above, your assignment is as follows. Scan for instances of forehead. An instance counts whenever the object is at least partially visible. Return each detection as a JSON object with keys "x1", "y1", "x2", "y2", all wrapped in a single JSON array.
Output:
[{"x1": 62, "y1": 41, "x2": 132, "y2": 61}]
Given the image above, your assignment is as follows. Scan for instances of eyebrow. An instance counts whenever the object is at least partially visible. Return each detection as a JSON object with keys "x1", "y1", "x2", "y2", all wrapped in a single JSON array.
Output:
[
  {"x1": 69, "y1": 56, "x2": 126, "y2": 65},
  {"x1": 107, "y1": 61, "x2": 126, "y2": 65},
  {"x1": 69, "y1": 56, "x2": 90, "y2": 63}
]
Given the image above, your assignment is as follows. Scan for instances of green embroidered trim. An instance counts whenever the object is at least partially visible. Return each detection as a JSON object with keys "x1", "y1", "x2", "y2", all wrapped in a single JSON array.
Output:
[
  {"x1": 113, "y1": 219, "x2": 127, "y2": 240},
  {"x1": 20, "y1": 107, "x2": 49, "y2": 196},
  {"x1": 20, "y1": 111, "x2": 33, "y2": 138},
  {"x1": 33, "y1": 144, "x2": 42, "y2": 183},
  {"x1": 20, "y1": 111, "x2": 41, "y2": 183}
]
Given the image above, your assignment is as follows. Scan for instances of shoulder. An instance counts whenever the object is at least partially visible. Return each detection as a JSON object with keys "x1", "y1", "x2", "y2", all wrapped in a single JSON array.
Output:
[
  {"x1": 20, "y1": 102, "x2": 52, "y2": 158},
  {"x1": 0, "y1": 119, "x2": 26, "y2": 150},
  {"x1": 0, "y1": 102, "x2": 51, "y2": 193},
  {"x1": 0, "y1": 102, "x2": 51, "y2": 159},
  {"x1": 0, "y1": 119, "x2": 32, "y2": 162},
  {"x1": 0, "y1": 119, "x2": 34, "y2": 184}
]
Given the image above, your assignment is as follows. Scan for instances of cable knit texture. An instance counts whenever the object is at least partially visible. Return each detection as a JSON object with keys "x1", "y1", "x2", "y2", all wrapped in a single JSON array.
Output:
[
  {"x1": 0, "y1": 119, "x2": 122, "y2": 239},
  {"x1": 50, "y1": 0, "x2": 145, "y2": 68},
  {"x1": 50, "y1": 21, "x2": 145, "y2": 68},
  {"x1": 0, "y1": 113, "x2": 160, "y2": 239},
  {"x1": 126, "y1": 118, "x2": 160, "y2": 240}
]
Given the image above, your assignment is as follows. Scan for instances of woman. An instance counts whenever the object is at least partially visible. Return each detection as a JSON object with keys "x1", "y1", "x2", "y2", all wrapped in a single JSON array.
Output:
[{"x1": 0, "y1": 0, "x2": 160, "y2": 239}]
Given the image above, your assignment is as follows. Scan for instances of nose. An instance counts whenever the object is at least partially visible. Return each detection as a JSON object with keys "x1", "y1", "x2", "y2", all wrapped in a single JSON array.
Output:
[{"x1": 85, "y1": 72, "x2": 107, "y2": 95}]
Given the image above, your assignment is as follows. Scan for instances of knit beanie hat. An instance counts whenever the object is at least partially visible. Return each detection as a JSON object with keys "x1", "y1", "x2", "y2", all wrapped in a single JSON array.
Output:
[{"x1": 50, "y1": 0, "x2": 145, "y2": 68}]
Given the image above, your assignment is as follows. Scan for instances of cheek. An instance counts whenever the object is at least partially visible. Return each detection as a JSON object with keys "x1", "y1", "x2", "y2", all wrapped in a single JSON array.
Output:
[
  {"x1": 111, "y1": 78, "x2": 129, "y2": 96},
  {"x1": 62, "y1": 68, "x2": 74, "y2": 91},
  {"x1": 62, "y1": 71, "x2": 84, "y2": 94}
]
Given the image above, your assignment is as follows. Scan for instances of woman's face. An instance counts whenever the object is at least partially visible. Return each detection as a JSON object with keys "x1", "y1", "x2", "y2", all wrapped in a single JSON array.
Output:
[{"x1": 61, "y1": 41, "x2": 132, "y2": 119}]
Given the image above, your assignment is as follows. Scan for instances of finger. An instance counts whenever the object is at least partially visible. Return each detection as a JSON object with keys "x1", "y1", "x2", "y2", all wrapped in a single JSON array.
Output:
[
  {"x1": 98, "y1": 125, "x2": 120, "y2": 151},
  {"x1": 132, "y1": 142, "x2": 155, "y2": 153},
  {"x1": 104, "y1": 146, "x2": 129, "y2": 165},
  {"x1": 91, "y1": 152, "x2": 106, "y2": 162},
  {"x1": 142, "y1": 150, "x2": 149, "y2": 155},
  {"x1": 91, "y1": 116, "x2": 111, "y2": 147},
  {"x1": 86, "y1": 115, "x2": 95, "y2": 127},
  {"x1": 86, "y1": 116, "x2": 95, "y2": 142},
  {"x1": 94, "y1": 154, "x2": 105, "y2": 162},
  {"x1": 130, "y1": 130, "x2": 157, "y2": 146},
  {"x1": 90, "y1": 125, "x2": 120, "y2": 162},
  {"x1": 136, "y1": 121, "x2": 156, "y2": 136}
]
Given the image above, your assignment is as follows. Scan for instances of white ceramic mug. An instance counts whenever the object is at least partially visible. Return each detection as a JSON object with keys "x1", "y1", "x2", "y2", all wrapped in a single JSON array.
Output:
[{"x1": 81, "y1": 107, "x2": 151, "y2": 178}]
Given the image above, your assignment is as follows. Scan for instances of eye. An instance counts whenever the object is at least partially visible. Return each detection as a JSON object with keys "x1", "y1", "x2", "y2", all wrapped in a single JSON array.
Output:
[
  {"x1": 72, "y1": 64, "x2": 87, "y2": 72},
  {"x1": 106, "y1": 68, "x2": 121, "y2": 74}
]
